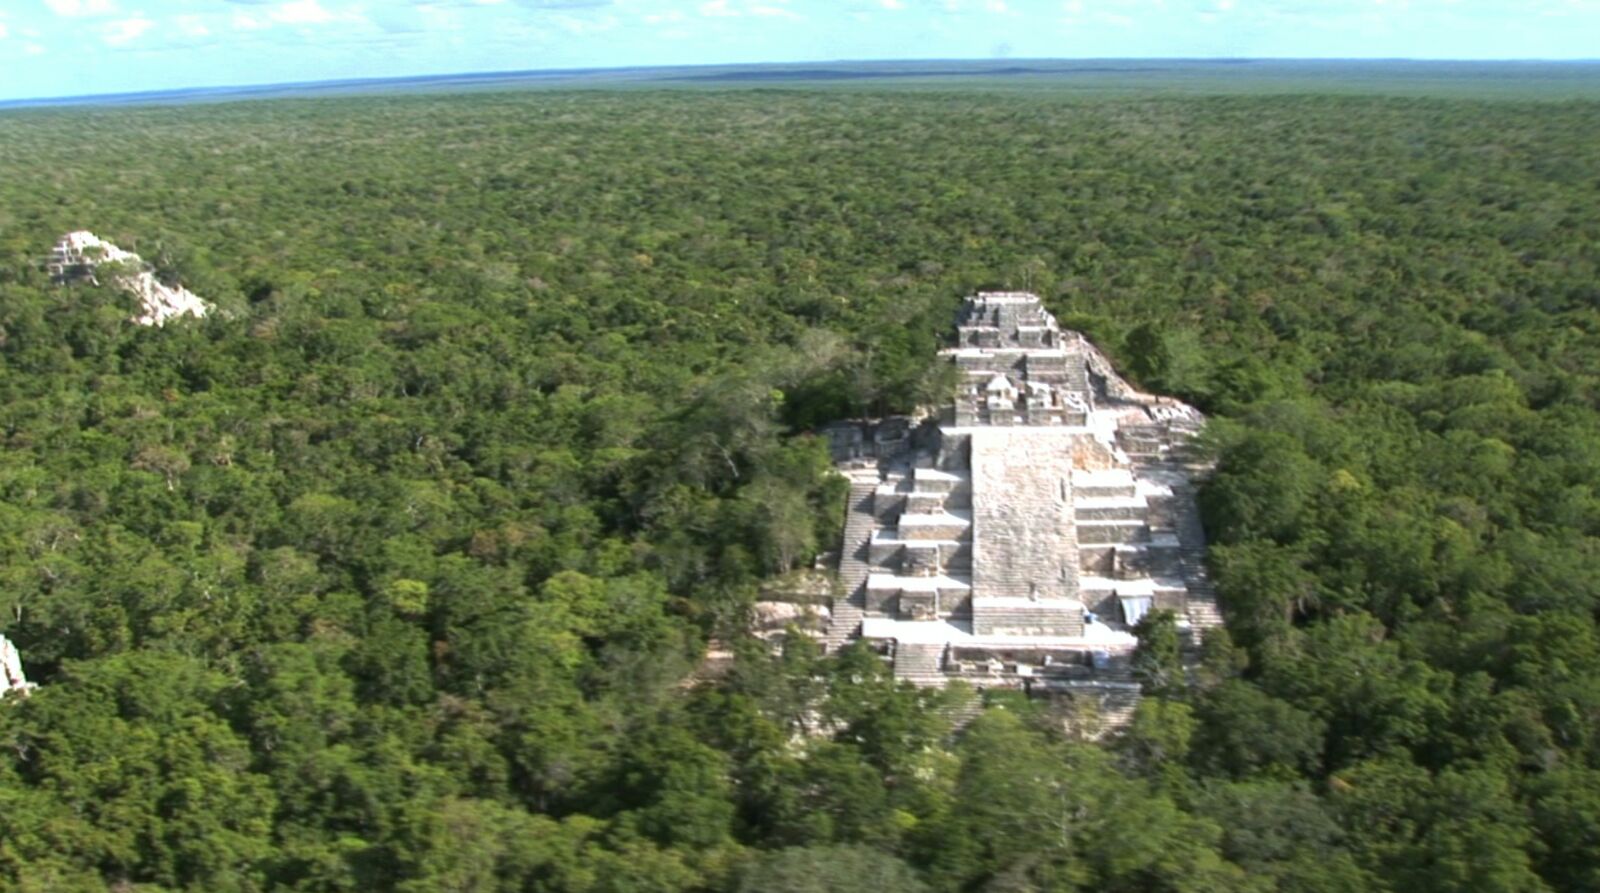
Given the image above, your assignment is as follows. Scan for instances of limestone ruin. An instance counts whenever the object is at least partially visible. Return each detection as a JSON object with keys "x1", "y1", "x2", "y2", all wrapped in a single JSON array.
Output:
[
  {"x1": 48, "y1": 231, "x2": 210, "y2": 327},
  {"x1": 823, "y1": 292, "x2": 1221, "y2": 727},
  {"x1": 1, "y1": 634, "x2": 34, "y2": 698}
]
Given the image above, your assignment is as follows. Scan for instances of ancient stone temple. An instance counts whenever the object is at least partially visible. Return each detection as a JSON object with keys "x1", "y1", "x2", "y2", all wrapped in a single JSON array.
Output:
[{"x1": 824, "y1": 292, "x2": 1220, "y2": 725}]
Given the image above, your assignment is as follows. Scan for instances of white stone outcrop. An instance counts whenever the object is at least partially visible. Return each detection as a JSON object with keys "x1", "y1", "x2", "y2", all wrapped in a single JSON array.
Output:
[
  {"x1": 48, "y1": 231, "x2": 210, "y2": 327},
  {"x1": 0, "y1": 634, "x2": 33, "y2": 698}
]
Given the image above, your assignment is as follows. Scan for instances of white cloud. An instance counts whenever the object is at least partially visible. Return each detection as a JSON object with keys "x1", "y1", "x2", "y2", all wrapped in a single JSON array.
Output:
[
  {"x1": 228, "y1": 1, "x2": 365, "y2": 33},
  {"x1": 694, "y1": 0, "x2": 804, "y2": 20},
  {"x1": 881, "y1": 0, "x2": 906, "y2": 8},
  {"x1": 644, "y1": 9, "x2": 684, "y2": 22},
  {"x1": 102, "y1": 15, "x2": 152, "y2": 45},
  {"x1": 0, "y1": 22, "x2": 8, "y2": 38},
  {"x1": 273, "y1": 0, "x2": 338, "y2": 25},
  {"x1": 174, "y1": 14, "x2": 209, "y2": 37},
  {"x1": 25, "y1": 42, "x2": 47, "y2": 55},
  {"x1": 45, "y1": 0, "x2": 116, "y2": 17},
  {"x1": 552, "y1": 12, "x2": 617, "y2": 32},
  {"x1": 985, "y1": 0, "x2": 1007, "y2": 11},
  {"x1": 751, "y1": 5, "x2": 801, "y2": 19}
]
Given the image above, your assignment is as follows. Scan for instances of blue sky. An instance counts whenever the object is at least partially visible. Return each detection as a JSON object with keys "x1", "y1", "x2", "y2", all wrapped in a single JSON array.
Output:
[{"x1": 0, "y1": 0, "x2": 1596, "y2": 101}]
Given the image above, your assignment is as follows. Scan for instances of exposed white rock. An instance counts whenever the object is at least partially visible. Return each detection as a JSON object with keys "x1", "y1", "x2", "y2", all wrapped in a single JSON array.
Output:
[
  {"x1": 0, "y1": 634, "x2": 34, "y2": 698},
  {"x1": 49, "y1": 230, "x2": 210, "y2": 327},
  {"x1": 752, "y1": 600, "x2": 826, "y2": 628},
  {"x1": 750, "y1": 600, "x2": 828, "y2": 643}
]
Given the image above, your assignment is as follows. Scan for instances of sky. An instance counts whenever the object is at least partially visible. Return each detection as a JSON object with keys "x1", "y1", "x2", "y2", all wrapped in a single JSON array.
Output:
[{"x1": 0, "y1": 0, "x2": 1596, "y2": 101}]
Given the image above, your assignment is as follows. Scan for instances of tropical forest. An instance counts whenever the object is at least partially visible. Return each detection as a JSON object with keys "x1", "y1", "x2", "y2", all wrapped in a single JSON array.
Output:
[{"x1": 2, "y1": 75, "x2": 1600, "y2": 892}]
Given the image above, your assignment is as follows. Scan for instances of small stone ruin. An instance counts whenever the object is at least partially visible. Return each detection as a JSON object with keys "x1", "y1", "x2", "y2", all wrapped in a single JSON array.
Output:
[
  {"x1": 0, "y1": 634, "x2": 33, "y2": 698},
  {"x1": 48, "y1": 231, "x2": 210, "y2": 327}
]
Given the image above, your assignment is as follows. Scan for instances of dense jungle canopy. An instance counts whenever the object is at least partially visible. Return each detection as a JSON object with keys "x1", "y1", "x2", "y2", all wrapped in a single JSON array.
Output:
[{"x1": 1, "y1": 84, "x2": 1599, "y2": 892}]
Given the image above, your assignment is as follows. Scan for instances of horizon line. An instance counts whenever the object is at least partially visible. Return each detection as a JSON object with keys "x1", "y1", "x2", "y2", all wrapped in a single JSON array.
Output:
[{"x1": 4, "y1": 55, "x2": 1598, "y2": 110}]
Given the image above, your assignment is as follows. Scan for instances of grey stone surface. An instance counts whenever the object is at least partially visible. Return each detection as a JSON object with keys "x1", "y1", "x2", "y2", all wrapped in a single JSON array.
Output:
[{"x1": 970, "y1": 428, "x2": 1084, "y2": 635}]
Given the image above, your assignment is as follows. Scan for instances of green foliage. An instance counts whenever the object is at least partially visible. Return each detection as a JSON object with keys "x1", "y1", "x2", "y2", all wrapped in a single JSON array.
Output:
[
  {"x1": 1191, "y1": 780, "x2": 1372, "y2": 893},
  {"x1": 1190, "y1": 681, "x2": 1326, "y2": 780},
  {"x1": 734, "y1": 845, "x2": 927, "y2": 893},
  {"x1": 3, "y1": 653, "x2": 275, "y2": 890},
  {"x1": 1, "y1": 85, "x2": 1598, "y2": 891},
  {"x1": 1131, "y1": 608, "x2": 1184, "y2": 697}
]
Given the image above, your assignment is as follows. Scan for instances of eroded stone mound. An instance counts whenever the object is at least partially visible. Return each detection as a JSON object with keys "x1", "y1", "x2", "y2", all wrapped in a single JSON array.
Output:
[{"x1": 49, "y1": 231, "x2": 210, "y2": 327}]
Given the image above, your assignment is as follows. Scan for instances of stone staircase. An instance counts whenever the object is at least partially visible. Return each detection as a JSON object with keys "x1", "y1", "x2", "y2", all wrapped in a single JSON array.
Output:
[
  {"x1": 1168, "y1": 480, "x2": 1225, "y2": 646},
  {"x1": 893, "y1": 641, "x2": 949, "y2": 688},
  {"x1": 940, "y1": 688, "x2": 985, "y2": 729},
  {"x1": 1055, "y1": 665, "x2": 1142, "y2": 736},
  {"x1": 1061, "y1": 342, "x2": 1092, "y2": 395},
  {"x1": 826, "y1": 477, "x2": 877, "y2": 652},
  {"x1": 969, "y1": 428, "x2": 1082, "y2": 636},
  {"x1": 1095, "y1": 685, "x2": 1142, "y2": 731}
]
